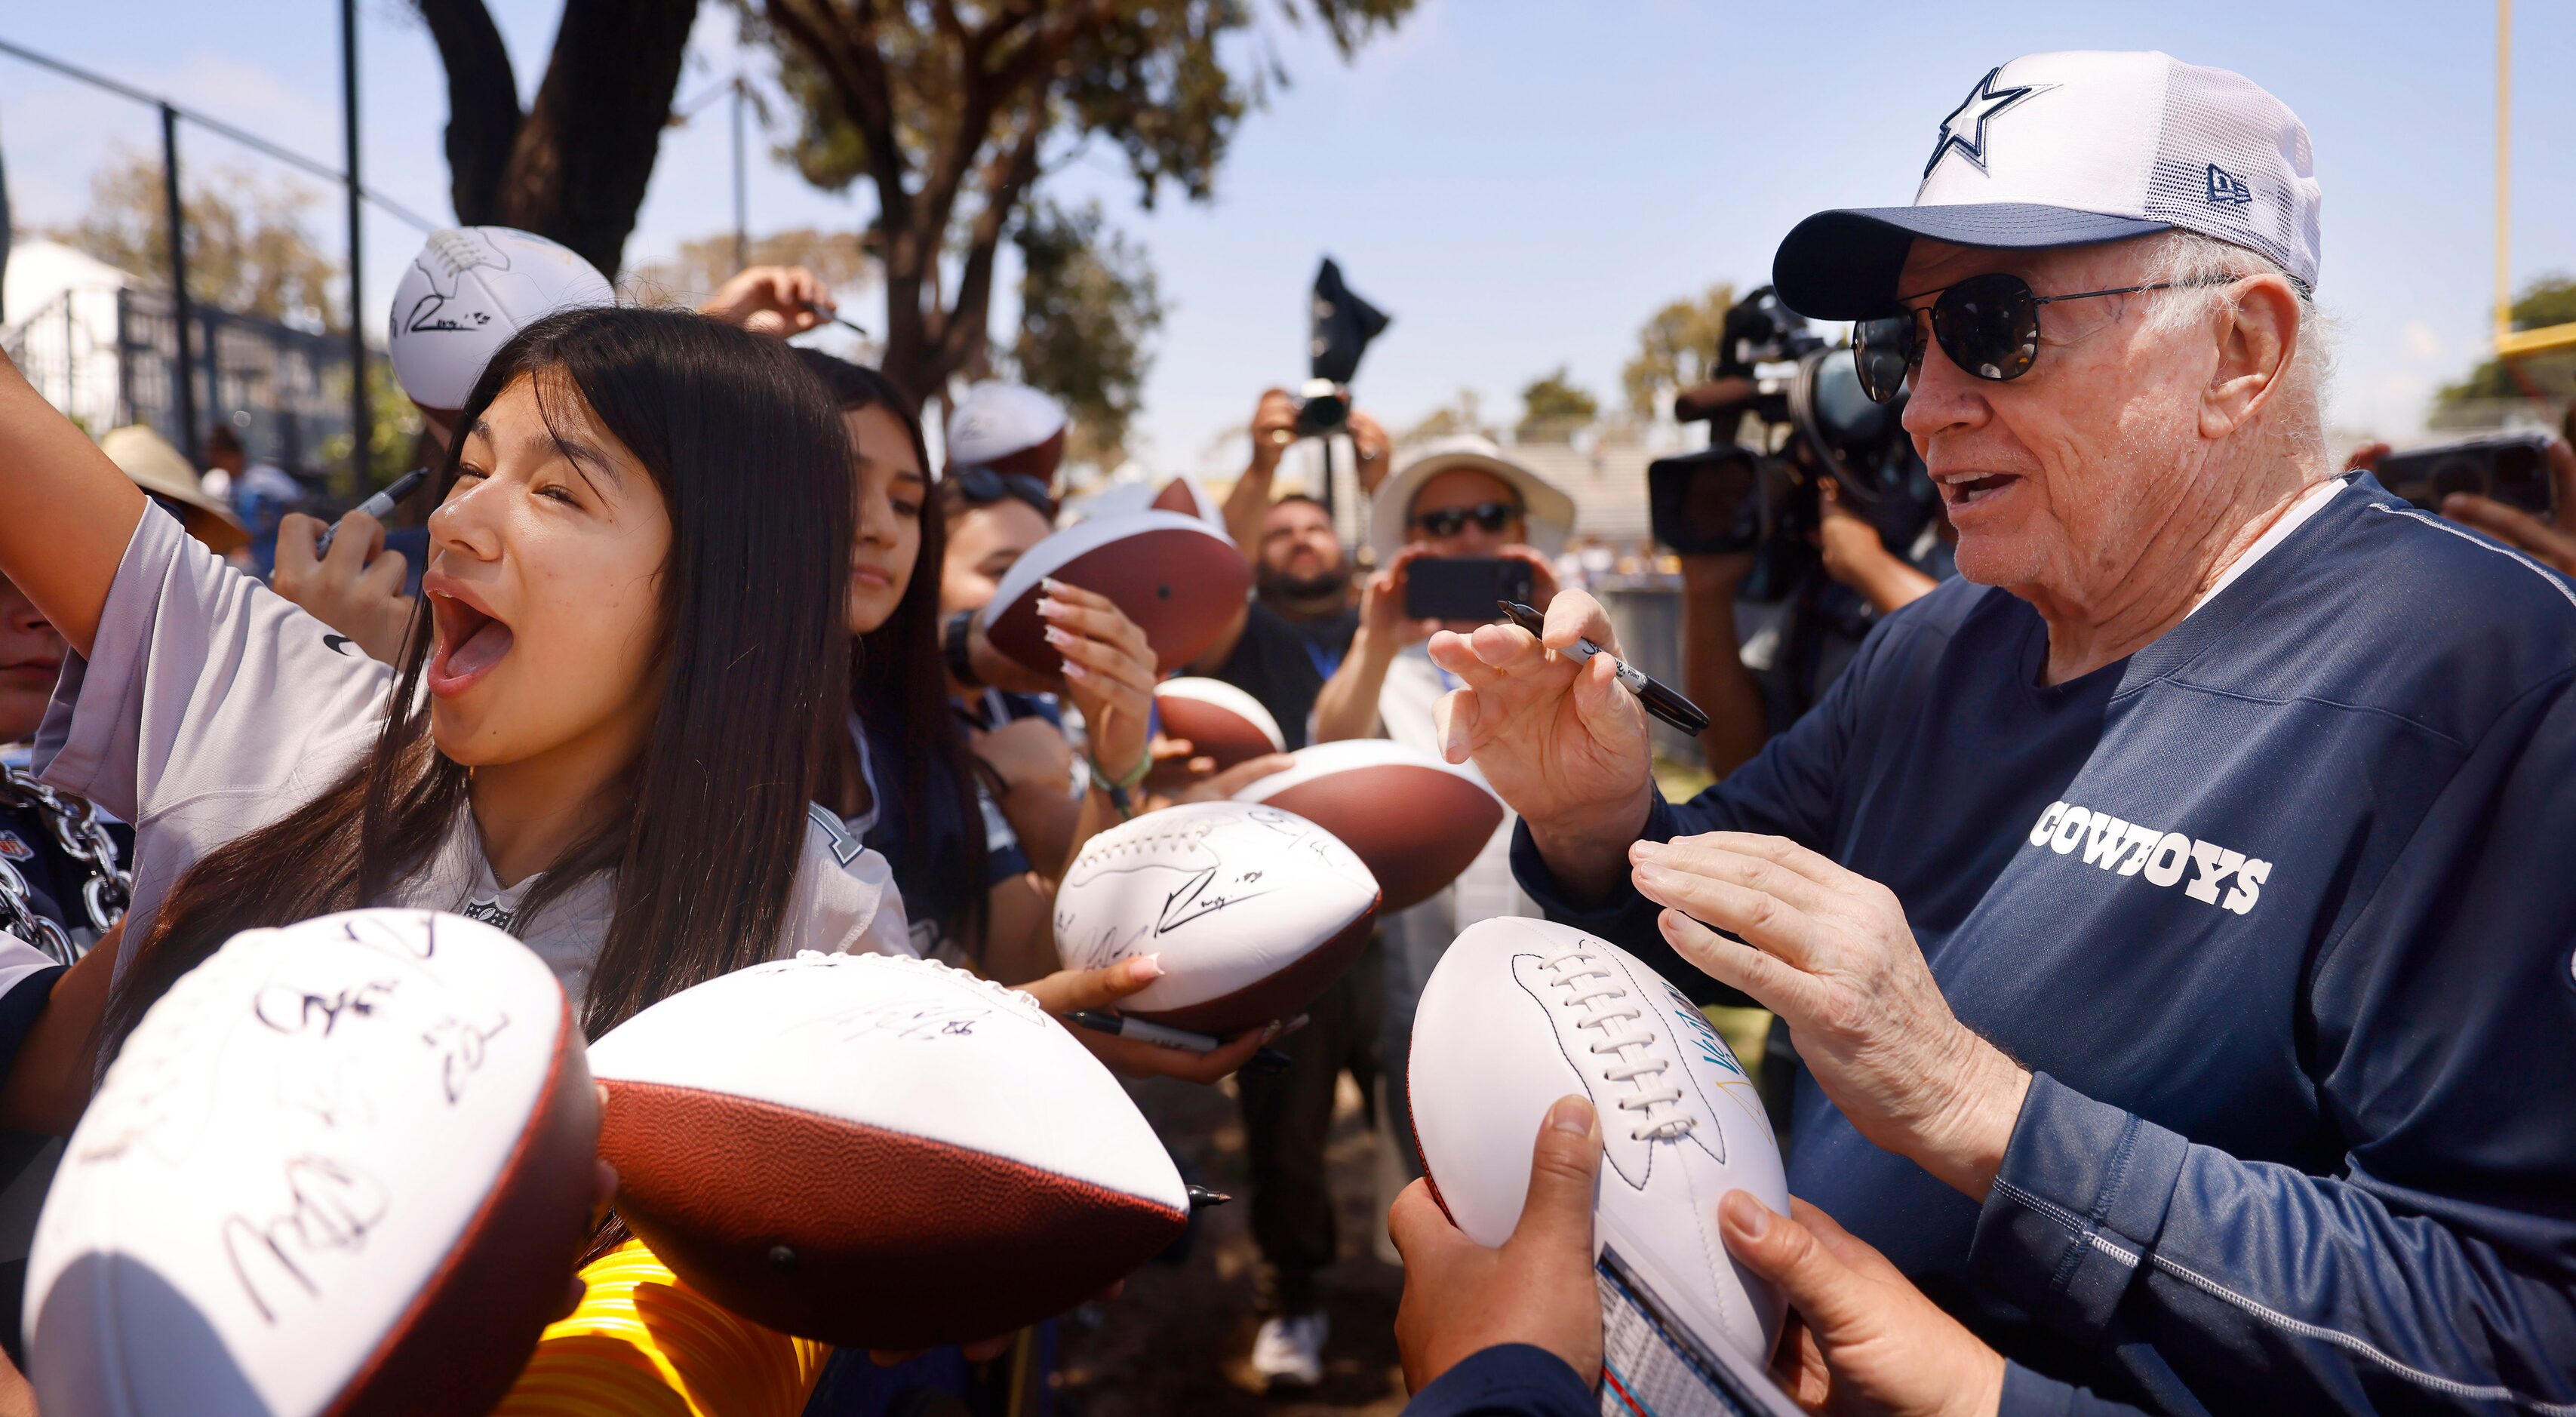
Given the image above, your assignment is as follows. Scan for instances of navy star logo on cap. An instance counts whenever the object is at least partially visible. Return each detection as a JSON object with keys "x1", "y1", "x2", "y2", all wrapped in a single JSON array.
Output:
[{"x1": 1923, "y1": 66, "x2": 2055, "y2": 179}]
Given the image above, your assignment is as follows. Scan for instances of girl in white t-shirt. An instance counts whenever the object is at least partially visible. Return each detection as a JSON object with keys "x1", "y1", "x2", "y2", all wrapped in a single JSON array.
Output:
[{"x1": 0, "y1": 307, "x2": 908, "y2": 1094}]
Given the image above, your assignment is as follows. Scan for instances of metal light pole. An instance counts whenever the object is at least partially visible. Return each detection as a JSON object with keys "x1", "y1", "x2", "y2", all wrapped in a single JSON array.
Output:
[
  {"x1": 731, "y1": 75, "x2": 749, "y2": 274},
  {"x1": 159, "y1": 103, "x2": 197, "y2": 457},
  {"x1": 343, "y1": 0, "x2": 369, "y2": 488}
]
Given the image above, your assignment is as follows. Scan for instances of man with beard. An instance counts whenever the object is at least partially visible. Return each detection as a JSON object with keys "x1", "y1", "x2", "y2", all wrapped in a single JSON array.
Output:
[
  {"x1": 1198, "y1": 388, "x2": 1389, "y2": 750},
  {"x1": 1191, "y1": 389, "x2": 1385, "y2": 1387}
]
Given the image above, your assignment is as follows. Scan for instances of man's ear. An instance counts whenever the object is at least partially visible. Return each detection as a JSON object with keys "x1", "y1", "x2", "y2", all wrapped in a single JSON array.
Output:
[{"x1": 2201, "y1": 275, "x2": 2301, "y2": 439}]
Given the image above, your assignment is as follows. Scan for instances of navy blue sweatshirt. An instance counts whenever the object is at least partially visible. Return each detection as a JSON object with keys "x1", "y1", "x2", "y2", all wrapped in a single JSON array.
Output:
[{"x1": 1412, "y1": 476, "x2": 2576, "y2": 1415}]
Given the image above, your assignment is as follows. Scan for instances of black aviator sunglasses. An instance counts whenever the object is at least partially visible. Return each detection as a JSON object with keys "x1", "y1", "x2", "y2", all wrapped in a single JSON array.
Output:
[
  {"x1": 1412, "y1": 502, "x2": 1520, "y2": 538},
  {"x1": 1850, "y1": 271, "x2": 2243, "y2": 404}
]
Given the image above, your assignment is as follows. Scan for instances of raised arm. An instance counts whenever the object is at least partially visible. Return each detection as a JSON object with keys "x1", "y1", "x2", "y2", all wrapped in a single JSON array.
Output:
[
  {"x1": 0, "y1": 354, "x2": 150, "y2": 655},
  {"x1": 1221, "y1": 388, "x2": 1298, "y2": 559}
]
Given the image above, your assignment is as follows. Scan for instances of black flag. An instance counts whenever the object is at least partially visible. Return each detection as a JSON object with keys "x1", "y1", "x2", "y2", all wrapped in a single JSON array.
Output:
[{"x1": 1308, "y1": 257, "x2": 1389, "y2": 385}]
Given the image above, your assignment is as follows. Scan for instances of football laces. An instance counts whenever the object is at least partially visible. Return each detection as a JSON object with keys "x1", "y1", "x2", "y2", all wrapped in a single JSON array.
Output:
[{"x1": 1537, "y1": 945, "x2": 1692, "y2": 1142}]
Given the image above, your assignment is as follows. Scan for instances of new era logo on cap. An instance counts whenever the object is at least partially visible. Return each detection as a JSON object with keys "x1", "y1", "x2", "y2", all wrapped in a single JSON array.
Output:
[{"x1": 1772, "y1": 51, "x2": 2323, "y2": 319}]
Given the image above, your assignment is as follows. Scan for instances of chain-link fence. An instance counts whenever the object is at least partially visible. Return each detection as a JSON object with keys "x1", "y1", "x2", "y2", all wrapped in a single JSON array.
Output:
[{"x1": 5, "y1": 282, "x2": 355, "y2": 485}]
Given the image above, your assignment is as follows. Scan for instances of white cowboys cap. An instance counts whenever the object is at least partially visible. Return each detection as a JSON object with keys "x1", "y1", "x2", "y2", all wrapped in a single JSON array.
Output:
[
  {"x1": 388, "y1": 227, "x2": 615, "y2": 412},
  {"x1": 945, "y1": 381, "x2": 1068, "y2": 474},
  {"x1": 1772, "y1": 51, "x2": 2322, "y2": 319}
]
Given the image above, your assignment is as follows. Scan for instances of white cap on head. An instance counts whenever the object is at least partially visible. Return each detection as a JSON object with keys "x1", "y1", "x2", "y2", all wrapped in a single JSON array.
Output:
[
  {"x1": 1368, "y1": 435, "x2": 1575, "y2": 561},
  {"x1": 1772, "y1": 51, "x2": 2322, "y2": 318},
  {"x1": 945, "y1": 382, "x2": 1068, "y2": 469},
  {"x1": 388, "y1": 227, "x2": 616, "y2": 412}
]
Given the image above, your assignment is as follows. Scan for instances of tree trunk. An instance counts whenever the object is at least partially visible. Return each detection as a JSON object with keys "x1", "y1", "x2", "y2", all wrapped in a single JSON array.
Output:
[
  {"x1": 413, "y1": 0, "x2": 699, "y2": 279},
  {"x1": 413, "y1": 0, "x2": 521, "y2": 223},
  {"x1": 495, "y1": 0, "x2": 701, "y2": 278}
]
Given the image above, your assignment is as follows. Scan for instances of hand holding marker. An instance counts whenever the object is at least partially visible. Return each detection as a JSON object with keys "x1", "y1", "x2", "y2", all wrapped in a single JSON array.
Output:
[
  {"x1": 314, "y1": 467, "x2": 430, "y2": 558},
  {"x1": 1496, "y1": 599, "x2": 1711, "y2": 736}
]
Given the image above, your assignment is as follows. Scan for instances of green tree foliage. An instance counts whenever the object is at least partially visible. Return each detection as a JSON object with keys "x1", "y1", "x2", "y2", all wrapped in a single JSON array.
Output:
[
  {"x1": 1517, "y1": 366, "x2": 1598, "y2": 443},
  {"x1": 1008, "y1": 199, "x2": 1164, "y2": 469},
  {"x1": 1622, "y1": 283, "x2": 1733, "y2": 418},
  {"x1": 1405, "y1": 387, "x2": 1491, "y2": 442},
  {"x1": 2435, "y1": 275, "x2": 2576, "y2": 414},
  {"x1": 747, "y1": 0, "x2": 1417, "y2": 400},
  {"x1": 49, "y1": 149, "x2": 343, "y2": 329},
  {"x1": 317, "y1": 355, "x2": 429, "y2": 488}
]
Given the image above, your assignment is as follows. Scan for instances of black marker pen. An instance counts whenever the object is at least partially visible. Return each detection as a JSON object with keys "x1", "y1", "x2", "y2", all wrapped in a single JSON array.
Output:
[
  {"x1": 1497, "y1": 600, "x2": 1711, "y2": 736},
  {"x1": 315, "y1": 467, "x2": 430, "y2": 557}
]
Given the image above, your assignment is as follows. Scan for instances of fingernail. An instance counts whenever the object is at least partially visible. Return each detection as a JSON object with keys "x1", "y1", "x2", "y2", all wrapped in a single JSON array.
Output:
[
  {"x1": 1260, "y1": 1019, "x2": 1285, "y2": 1042},
  {"x1": 1060, "y1": 659, "x2": 1090, "y2": 682},
  {"x1": 1037, "y1": 597, "x2": 1069, "y2": 620},
  {"x1": 1548, "y1": 1095, "x2": 1595, "y2": 1135},
  {"x1": 1041, "y1": 577, "x2": 1068, "y2": 595},
  {"x1": 1726, "y1": 1190, "x2": 1770, "y2": 1237},
  {"x1": 1631, "y1": 841, "x2": 1664, "y2": 861},
  {"x1": 1132, "y1": 953, "x2": 1164, "y2": 981},
  {"x1": 1634, "y1": 863, "x2": 1673, "y2": 888},
  {"x1": 1044, "y1": 626, "x2": 1077, "y2": 648}
]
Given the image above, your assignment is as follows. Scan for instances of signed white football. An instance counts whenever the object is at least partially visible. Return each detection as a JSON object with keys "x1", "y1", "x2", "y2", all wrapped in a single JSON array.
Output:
[
  {"x1": 1409, "y1": 917, "x2": 1789, "y2": 1371},
  {"x1": 587, "y1": 952, "x2": 1189, "y2": 1349},
  {"x1": 1233, "y1": 739, "x2": 1504, "y2": 912},
  {"x1": 388, "y1": 226, "x2": 614, "y2": 413},
  {"x1": 25, "y1": 909, "x2": 598, "y2": 1417},
  {"x1": 1054, "y1": 801, "x2": 1380, "y2": 1035}
]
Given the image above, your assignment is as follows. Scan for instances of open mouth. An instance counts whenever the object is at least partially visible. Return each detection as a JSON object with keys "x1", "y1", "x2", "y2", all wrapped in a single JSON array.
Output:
[
  {"x1": 427, "y1": 590, "x2": 515, "y2": 697},
  {"x1": 1936, "y1": 471, "x2": 2020, "y2": 510}
]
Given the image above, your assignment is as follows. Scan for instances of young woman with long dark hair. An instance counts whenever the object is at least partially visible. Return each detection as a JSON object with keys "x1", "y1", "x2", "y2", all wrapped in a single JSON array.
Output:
[
  {"x1": 794, "y1": 352, "x2": 1277, "y2": 1084},
  {"x1": 0, "y1": 307, "x2": 908, "y2": 1109}
]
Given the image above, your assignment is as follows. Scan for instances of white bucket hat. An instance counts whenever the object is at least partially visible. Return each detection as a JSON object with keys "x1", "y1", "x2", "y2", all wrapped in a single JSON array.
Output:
[{"x1": 1367, "y1": 435, "x2": 1575, "y2": 561}]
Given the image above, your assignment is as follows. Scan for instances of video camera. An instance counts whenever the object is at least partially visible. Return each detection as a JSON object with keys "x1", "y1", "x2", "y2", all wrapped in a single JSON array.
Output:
[{"x1": 1647, "y1": 286, "x2": 1937, "y2": 601}]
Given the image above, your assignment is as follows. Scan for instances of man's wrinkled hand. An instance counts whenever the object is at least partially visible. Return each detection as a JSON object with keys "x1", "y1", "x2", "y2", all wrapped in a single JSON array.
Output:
[
  {"x1": 1425, "y1": 586, "x2": 1654, "y2": 899},
  {"x1": 1634, "y1": 832, "x2": 2029, "y2": 1199}
]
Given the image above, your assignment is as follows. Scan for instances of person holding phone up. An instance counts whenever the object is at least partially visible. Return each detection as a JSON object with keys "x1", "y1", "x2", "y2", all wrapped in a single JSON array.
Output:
[{"x1": 1310, "y1": 437, "x2": 1574, "y2": 1191}]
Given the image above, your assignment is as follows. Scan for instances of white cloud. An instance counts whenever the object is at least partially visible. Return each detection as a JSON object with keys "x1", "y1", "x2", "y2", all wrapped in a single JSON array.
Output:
[{"x1": 2402, "y1": 320, "x2": 2444, "y2": 361}]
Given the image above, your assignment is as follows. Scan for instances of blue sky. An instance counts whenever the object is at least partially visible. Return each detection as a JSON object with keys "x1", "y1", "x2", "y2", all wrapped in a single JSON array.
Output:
[{"x1": 3, "y1": 0, "x2": 2566, "y2": 474}]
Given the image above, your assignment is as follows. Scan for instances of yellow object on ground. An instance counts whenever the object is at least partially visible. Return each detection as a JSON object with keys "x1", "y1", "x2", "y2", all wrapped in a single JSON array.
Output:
[{"x1": 493, "y1": 1240, "x2": 830, "y2": 1417}]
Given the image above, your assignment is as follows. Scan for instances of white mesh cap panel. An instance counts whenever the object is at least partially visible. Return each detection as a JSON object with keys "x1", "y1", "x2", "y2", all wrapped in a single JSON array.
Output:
[
  {"x1": 1908, "y1": 51, "x2": 2322, "y2": 290},
  {"x1": 2140, "y1": 58, "x2": 2322, "y2": 289},
  {"x1": 1914, "y1": 51, "x2": 2167, "y2": 219}
]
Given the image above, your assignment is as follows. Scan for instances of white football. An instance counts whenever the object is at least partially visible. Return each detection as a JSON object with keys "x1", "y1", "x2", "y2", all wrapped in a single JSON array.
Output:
[
  {"x1": 1409, "y1": 917, "x2": 1788, "y2": 1371},
  {"x1": 389, "y1": 227, "x2": 615, "y2": 412},
  {"x1": 25, "y1": 909, "x2": 598, "y2": 1417},
  {"x1": 1053, "y1": 801, "x2": 1379, "y2": 1035},
  {"x1": 1234, "y1": 739, "x2": 1504, "y2": 911},
  {"x1": 587, "y1": 952, "x2": 1189, "y2": 1349}
]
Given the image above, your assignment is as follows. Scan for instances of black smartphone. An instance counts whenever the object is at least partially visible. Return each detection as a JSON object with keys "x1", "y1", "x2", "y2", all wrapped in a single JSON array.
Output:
[
  {"x1": 1404, "y1": 557, "x2": 1532, "y2": 622},
  {"x1": 1649, "y1": 446, "x2": 1766, "y2": 555},
  {"x1": 2375, "y1": 433, "x2": 2554, "y2": 517}
]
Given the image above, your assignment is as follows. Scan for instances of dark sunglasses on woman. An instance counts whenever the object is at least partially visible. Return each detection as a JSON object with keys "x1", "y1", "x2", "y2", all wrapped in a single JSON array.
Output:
[
  {"x1": 949, "y1": 463, "x2": 1057, "y2": 521},
  {"x1": 1412, "y1": 502, "x2": 1520, "y2": 538},
  {"x1": 1851, "y1": 271, "x2": 2244, "y2": 404}
]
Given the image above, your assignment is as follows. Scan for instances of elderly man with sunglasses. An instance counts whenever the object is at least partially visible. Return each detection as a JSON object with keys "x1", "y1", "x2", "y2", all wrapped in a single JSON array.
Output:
[{"x1": 1391, "y1": 52, "x2": 2576, "y2": 1417}]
